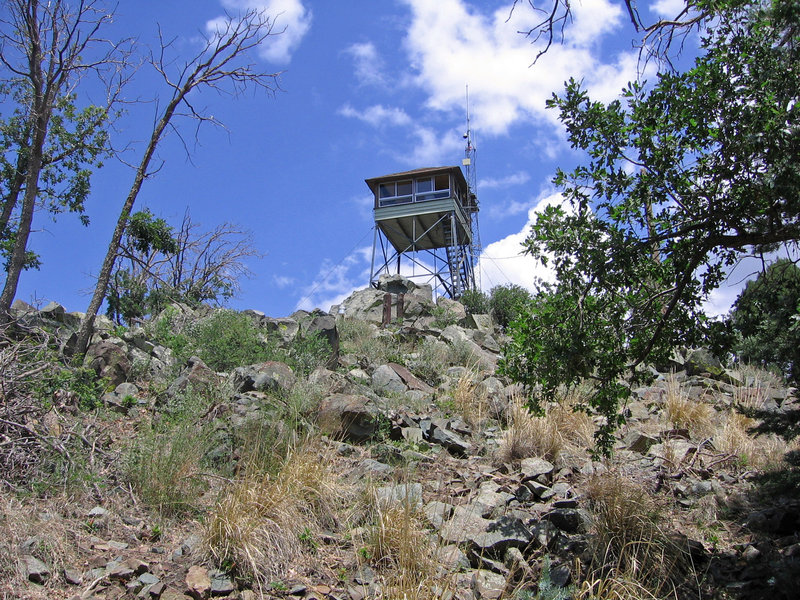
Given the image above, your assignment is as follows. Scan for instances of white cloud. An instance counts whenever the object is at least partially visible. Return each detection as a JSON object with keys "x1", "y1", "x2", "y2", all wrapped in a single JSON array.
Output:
[
  {"x1": 338, "y1": 103, "x2": 412, "y2": 128},
  {"x1": 400, "y1": 0, "x2": 641, "y2": 136},
  {"x1": 486, "y1": 198, "x2": 533, "y2": 220},
  {"x1": 272, "y1": 274, "x2": 295, "y2": 288},
  {"x1": 478, "y1": 171, "x2": 530, "y2": 190},
  {"x1": 478, "y1": 192, "x2": 566, "y2": 291},
  {"x1": 296, "y1": 247, "x2": 372, "y2": 312},
  {"x1": 650, "y1": 0, "x2": 687, "y2": 19},
  {"x1": 399, "y1": 125, "x2": 464, "y2": 166},
  {"x1": 211, "y1": 0, "x2": 312, "y2": 64},
  {"x1": 344, "y1": 42, "x2": 386, "y2": 86}
]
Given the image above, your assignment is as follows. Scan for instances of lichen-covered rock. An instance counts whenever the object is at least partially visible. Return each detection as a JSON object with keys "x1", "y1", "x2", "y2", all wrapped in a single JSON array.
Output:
[{"x1": 85, "y1": 340, "x2": 131, "y2": 386}]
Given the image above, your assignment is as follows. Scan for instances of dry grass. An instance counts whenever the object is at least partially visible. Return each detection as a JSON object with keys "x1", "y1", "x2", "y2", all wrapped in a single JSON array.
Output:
[
  {"x1": 0, "y1": 492, "x2": 82, "y2": 598},
  {"x1": 663, "y1": 375, "x2": 714, "y2": 439},
  {"x1": 451, "y1": 371, "x2": 490, "y2": 432},
  {"x1": 355, "y1": 490, "x2": 452, "y2": 600},
  {"x1": 585, "y1": 473, "x2": 688, "y2": 598},
  {"x1": 202, "y1": 437, "x2": 340, "y2": 592},
  {"x1": 496, "y1": 391, "x2": 595, "y2": 464},
  {"x1": 714, "y1": 410, "x2": 789, "y2": 469}
]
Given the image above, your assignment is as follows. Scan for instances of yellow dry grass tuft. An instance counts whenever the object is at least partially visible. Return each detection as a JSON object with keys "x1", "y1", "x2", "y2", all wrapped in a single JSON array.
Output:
[
  {"x1": 202, "y1": 437, "x2": 340, "y2": 592},
  {"x1": 714, "y1": 410, "x2": 789, "y2": 469},
  {"x1": 0, "y1": 492, "x2": 81, "y2": 598},
  {"x1": 356, "y1": 491, "x2": 452, "y2": 600},
  {"x1": 663, "y1": 375, "x2": 715, "y2": 439},
  {"x1": 496, "y1": 390, "x2": 594, "y2": 464},
  {"x1": 451, "y1": 372, "x2": 490, "y2": 432},
  {"x1": 585, "y1": 473, "x2": 688, "y2": 598}
]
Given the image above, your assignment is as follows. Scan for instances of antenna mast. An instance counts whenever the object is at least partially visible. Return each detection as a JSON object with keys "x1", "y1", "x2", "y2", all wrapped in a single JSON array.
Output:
[{"x1": 462, "y1": 85, "x2": 482, "y2": 290}]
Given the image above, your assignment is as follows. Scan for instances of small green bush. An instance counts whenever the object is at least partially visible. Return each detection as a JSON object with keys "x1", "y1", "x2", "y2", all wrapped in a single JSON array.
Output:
[
  {"x1": 288, "y1": 331, "x2": 330, "y2": 376},
  {"x1": 35, "y1": 365, "x2": 107, "y2": 410},
  {"x1": 431, "y1": 304, "x2": 459, "y2": 329},
  {"x1": 489, "y1": 284, "x2": 532, "y2": 329},
  {"x1": 460, "y1": 289, "x2": 490, "y2": 315},
  {"x1": 125, "y1": 386, "x2": 214, "y2": 515}
]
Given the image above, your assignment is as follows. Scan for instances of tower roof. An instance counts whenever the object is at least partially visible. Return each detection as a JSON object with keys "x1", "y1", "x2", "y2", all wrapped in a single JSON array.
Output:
[{"x1": 364, "y1": 165, "x2": 468, "y2": 196}]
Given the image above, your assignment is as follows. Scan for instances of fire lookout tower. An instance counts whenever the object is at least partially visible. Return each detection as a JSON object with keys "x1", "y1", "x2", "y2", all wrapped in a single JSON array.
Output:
[{"x1": 366, "y1": 165, "x2": 478, "y2": 299}]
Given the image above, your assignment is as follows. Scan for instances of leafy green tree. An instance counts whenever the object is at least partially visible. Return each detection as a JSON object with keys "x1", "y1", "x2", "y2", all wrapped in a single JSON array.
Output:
[
  {"x1": 501, "y1": 0, "x2": 799, "y2": 452},
  {"x1": 0, "y1": 0, "x2": 125, "y2": 322},
  {"x1": 106, "y1": 209, "x2": 260, "y2": 325},
  {"x1": 489, "y1": 284, "x2": 531, "y2": 329},
  {"x1": 729, "y1": 260, "x2": 800, "y2": 382},
  {"x1": 106, "y1": 210, "x2": 179, "y2": 325}
]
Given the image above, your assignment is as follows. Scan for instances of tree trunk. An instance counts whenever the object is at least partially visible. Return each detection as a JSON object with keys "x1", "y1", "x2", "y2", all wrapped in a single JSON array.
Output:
[{"x1": 74, "y1": 99, "x2": 180, "y2": 355}]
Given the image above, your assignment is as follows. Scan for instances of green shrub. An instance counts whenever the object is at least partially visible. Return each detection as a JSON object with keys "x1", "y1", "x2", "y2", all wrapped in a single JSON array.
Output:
[
  {"x1": 35, "y1": 365, "x2": 107, "y2": 410},
  {"x1": 729, "y1": 258, "x2": 800, "y2": 383},
  {"x1": 125, "y1": 386, "x2": 214, "y2": 515},
  {"x1": 489, "y1": 284, "x2": 532, "y2": 329},
  {"x1": 460, "y1": 289, "x2": 490, "y2": 315},
  {"x1": 431, "y1": 304, "x2": 459, "y2": 329},
  {"x1": 288, "y1": 331, "x2": 330, "y2": 376}
]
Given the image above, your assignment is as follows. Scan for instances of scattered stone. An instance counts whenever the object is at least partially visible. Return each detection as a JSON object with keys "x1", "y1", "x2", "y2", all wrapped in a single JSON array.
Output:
[
  {"x1": 185, "y1": 565, "x2": 211, "y2": 599},
  {"x1": 317, "y1": 394, "x2": 379, "y2": 442},
  {"x1": 470, "y1": 515, "x2": 532, "y2": 555},
  {"x1": 542, "y1": 508, "x2": 588, "y2": 534},
  {"x1": 472, "y1": 569, "x2": 506, "y2": 600},
  {"x1": 21, "y1": 555, "x2": 50, "y2": 583},
  {"x1": 85, "y1": 340, "x2": 131, "y2": 386},
  {"x1": 424, "y1": 500, "x2": 454, "y2": 529},
  {"x1": 376, "y1": 482, "x2": 423, "y2": 509},
  {"x1": 209, "y1": 571, "x2": 235, "y2": 596},
  {"x1": 372, "y1": 364, "x2": 408, "y2": 394},
  {"x1": 519, "y1": 457, "x2": 554, "y2": 480},
  {"x1": 63, "y1": 568, "x2": 82, "y2": 585},
  {"x1": 440, "y1": 506, "x2": 492, "y2": 544}
]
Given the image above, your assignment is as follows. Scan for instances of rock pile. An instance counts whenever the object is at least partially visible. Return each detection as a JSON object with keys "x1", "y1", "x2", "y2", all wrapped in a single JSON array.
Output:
[{"x1": 3, "y1": 276, "x2": 800, "y2": 600}]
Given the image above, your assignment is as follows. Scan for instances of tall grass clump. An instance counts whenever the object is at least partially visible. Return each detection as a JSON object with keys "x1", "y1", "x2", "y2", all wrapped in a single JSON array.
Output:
[
  {"x1": 451, "y1": 371, "x2": 489, "y2": 432},
  {"x1": 125, "y1": 386, "x2": 214, "y2": 515},
  {"x1": 714, "y1": 410, "x2": 789, "y2": 469},
  {"x1": 663, "y1": 375, "x2": 714, "y2": 439},
  {"x1": 496, "y1": 391, "x2": 594, "y2": 464},
  {"x1": 585, "y1": 473, "x2": 688, "y2": 598},
  {"x1": 355, "y1": 490, "x2": 447, "y2": 600},
  {"x1": 202, "y1": 438, "x2": 340, "y2": 593}
]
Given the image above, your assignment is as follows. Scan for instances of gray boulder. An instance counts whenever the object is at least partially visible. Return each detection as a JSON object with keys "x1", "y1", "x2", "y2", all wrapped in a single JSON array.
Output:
[
  {"x1": 85, "y1": 341, "x2": 131, "y2": 386},
  {"x1": 372, "y1": 364, "x2": 408, "y2": 395},
  {"x1": 231, "y1": 361, "x2": 295, "y2": 394},
  {"x1": 317, "y1": 393, "x2": 380, "y2": 442}
]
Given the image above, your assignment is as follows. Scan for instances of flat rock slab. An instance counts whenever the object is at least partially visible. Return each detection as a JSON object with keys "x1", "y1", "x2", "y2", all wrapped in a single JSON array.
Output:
[
  {"x1": 440, "y1": 506, "x2": 492, "y2": 544},
  {"x1": 519, "y1": 457, "x2": 554, "y2": 480},
  {"x1": 470, "y1": 515, "x2": 532, "y2": 555},
  {"x1": 376, "y1": 482, "x2": 423, "y2": 509},
  {"x1": 21, "y1": 555, "x2": 50, "y2": 583}
]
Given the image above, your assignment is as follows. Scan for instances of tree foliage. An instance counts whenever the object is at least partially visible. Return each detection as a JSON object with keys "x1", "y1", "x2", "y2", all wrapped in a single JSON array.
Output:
[
  {"x1": 501, "y1": 0, "x2": 799, "y2": 452},
  {"x1": 75, "y1": 7, "x2": 281, "y2": 355},
  {"x1": 729, "y1": 259, "x2": 800, "y2": 383},
  {"x1": 489, "y1": 284, "x2": 532, "y2": 329},
  {"x1": 107, "y1": 209, "x2": 260, "y2": 325},
  {"x1": 0, "y1": 0, "x2": 126, "y2": 322}
]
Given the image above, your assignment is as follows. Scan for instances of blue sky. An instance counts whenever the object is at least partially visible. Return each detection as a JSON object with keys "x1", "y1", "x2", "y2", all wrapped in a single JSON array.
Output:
[{"x1": 11, "y1": 0, "x2": 748, "y2": 318}]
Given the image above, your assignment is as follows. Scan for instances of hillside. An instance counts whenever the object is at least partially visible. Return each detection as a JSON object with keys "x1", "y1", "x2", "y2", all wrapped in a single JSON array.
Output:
[{"x1": 1, "y1": 275, "x2": 799, "y2": 600}]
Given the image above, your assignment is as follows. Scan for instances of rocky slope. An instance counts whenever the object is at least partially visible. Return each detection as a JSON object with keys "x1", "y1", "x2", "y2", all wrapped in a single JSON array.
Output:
[{"x1": 1, "y1": 275, "x2": 799, "y2": 600}]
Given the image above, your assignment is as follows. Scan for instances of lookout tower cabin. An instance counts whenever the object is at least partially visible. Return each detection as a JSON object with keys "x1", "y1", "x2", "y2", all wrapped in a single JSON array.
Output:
[{"x1": 366, "y1": 165, "x2": 478, "y2": 299}]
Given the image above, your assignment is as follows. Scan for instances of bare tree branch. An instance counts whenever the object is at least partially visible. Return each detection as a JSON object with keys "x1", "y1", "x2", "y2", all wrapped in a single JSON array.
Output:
[{"x1": 75, "y1": 8, "x2": 281, "y2": 353}]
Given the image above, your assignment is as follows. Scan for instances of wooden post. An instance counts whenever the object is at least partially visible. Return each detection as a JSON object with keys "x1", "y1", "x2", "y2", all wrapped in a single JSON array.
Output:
[
  {"x1": 382, "y1": 293, "x2": 392, "y2": 327},
  {"x1": 397, "y1": 293, "x2": 405, "y2": 323}
]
